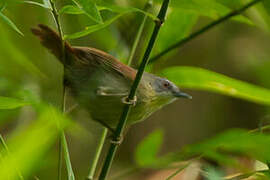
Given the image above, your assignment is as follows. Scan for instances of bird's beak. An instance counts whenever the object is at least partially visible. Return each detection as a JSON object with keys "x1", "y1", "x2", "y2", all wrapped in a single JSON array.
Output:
[{"x1": 173, "y1": 91, "x2": 192, "y2": 99}]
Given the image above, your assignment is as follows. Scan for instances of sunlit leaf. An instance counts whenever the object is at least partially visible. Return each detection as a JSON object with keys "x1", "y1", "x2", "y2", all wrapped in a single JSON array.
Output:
[
  {"x1": 0, "y1": 96, "x2": 30, "y2": 109},
  {"x1": 135, "y1": 129, "x2": 164, "y2": 167},
  {"x1": 0, "y1": 105, "x2": 70, "y2": 179},
  {"x1": 71, "y1": 0, "x2": 102, "y2": 23},
  {"x1": 161, "y1": 66, "x2": 270, "y2": 106},
  {"x1": 0, "y1": 12, "x2": 23, "y2": 36}
]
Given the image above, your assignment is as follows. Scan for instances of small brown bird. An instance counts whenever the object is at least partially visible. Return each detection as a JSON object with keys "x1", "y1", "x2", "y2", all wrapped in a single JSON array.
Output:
[{"x1": 32, "y1": 24, "x2": 191, "y2": 131}]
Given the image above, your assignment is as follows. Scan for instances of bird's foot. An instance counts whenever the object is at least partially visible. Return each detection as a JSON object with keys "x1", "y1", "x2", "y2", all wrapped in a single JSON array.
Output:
[
  {"x1": 110, "y1": 135, "x2": 123, "y2": 145},
  {"x1": 121, "y1": 96, "x2": 137, "y2": 106}
]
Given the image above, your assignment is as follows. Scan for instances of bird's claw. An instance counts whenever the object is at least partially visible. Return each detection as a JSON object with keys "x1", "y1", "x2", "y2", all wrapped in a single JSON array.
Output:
[{"x1": 110, "y1": 136, "x2": 123, "y2": 145}]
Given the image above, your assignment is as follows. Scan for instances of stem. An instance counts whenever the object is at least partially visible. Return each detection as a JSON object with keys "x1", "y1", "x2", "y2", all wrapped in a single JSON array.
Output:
[
  {"x1": 49, "y1": 0, "x2": 74, "y2": 179},
  {"x1": 86, "y1": 128, "x2": 108, "y2": 180},
  {"x1": 149, "y1": 0, "x2": 262, "y2": 63},
  {"x1": 98, "y1": 1, "x2": 170, "y2": 179},
  {"x1": 127, "y1": 1, "x2": 152, "y2": 67},
  {"x1": 61, "y1": 132, "x2": 75, "y2": 180},
  {"x1": 58, "y1": 136, "x2": 63, "y2": 180}
]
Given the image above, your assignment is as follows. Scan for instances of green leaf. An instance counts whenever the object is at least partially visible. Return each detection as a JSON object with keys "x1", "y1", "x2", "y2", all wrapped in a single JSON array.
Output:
[
  {"x1": 23, "y1": 1, "x2": 51, "y2": 9},
  {"x1": 97, "y1": 2, "x2": 157, "y2": 21},
  {"x1": 0, "y1": 96, "x2": 30, "y2": 109},
  {"x1": 154, "y1": 0, "x2": 252, "y2": 24},
  {"x1": 135, "y1": 129, "x2": 164, "y2": 167},
  {"x1": 59, "y1": 5, "x2": 84, "y2": 15},
  {"x1": 0, "y1": 12, "x2": 23, "y2": 36},
  {"x1": 179, "y1": 129, "x2": 270, "y2": 164},
  {"x1": 161, "y1": 66, "x2": 270, "y2": 106},
  {"x1": 154, "y1": 9, "x2": 198, "y2": 58},
  {"x1": 65, "y1": 13, "x2": 122, "y2": 39},
  {"x1": 71, "y1": 0, "x2": 103, "y2": 23},
  {"x1": 64, "y1": 6, "x2": 157, "y2": 40},
  {"x1": 0, "y1": 105, "x2": 70, "y2": 179}
]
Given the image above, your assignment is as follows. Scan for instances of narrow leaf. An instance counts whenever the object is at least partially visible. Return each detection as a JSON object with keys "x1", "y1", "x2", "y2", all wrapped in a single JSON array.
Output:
[
  {"x1": 0, "y1": 12, "x2": 23, "y2": 36},
  {"x1": 97, "y1": 2, "x2": 157, "y2": 21},
  {"x1": 0, "y1": 96, "x2": 30, "y2": 109},
  {"x1": 71, "y1": 0, "x2": 102, "y2": 23},
  {"x1": 161, "y1": 66, "x2": 270, "y2": 106},
  {"x1": 64, "y1": 7, "x2": 157, "y2": 40},
  {"x1": 59, "y1": 5, "x2": 83, "y2": 15},
  {"x1": 23, "y1": 1, "x2": 51, "y2": 9},
  {"x1": 65, "y1": 13, "x2": 122, "y2": 39}
]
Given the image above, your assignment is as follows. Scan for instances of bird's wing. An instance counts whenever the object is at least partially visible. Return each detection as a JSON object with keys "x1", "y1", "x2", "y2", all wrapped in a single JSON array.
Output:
[{"x1": 72, "y1": 46, "x2": 137, "y2": 81}]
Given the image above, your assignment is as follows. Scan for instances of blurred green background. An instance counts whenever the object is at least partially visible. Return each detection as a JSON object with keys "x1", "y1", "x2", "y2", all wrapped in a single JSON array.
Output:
[{"x1": 1, "y1": 0, "x2": 270, "y2": 179}]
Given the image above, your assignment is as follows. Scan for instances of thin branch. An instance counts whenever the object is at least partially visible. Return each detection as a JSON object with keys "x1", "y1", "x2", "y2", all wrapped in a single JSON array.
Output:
[
  {"x1": 127, "y1": 1, "x2": 153, "y2": 67},
  {"x1": 98, "y1": 1, "x2": 171, "y2": 179},
  {"x1": 149, "y1": 0, "x2": 262, "y2": 64},
  {"x1": 49, "y1": 0, "x2": 74, "y2": 179},
  {"x1": 86, "y1": 128, "x2": 108, "y2": 180}
]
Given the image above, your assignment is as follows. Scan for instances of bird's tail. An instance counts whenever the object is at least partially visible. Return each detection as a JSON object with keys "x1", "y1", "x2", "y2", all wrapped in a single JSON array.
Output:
[{"x1": 31, "y1": 24, "x2": 73, "y2": 64}]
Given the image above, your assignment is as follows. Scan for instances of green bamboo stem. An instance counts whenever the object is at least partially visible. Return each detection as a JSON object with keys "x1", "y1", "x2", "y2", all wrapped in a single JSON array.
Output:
[
  {"x1": 149, "y1": 0, "x2": 262, "y2": 63},
  {"x1": 61, "y1": 131, "x2": 75, "y2": 180},
  {"x1": 98, "y1": 1, "x2": 170, "y2": 179},
  {"x1": 86, "y1": 128, "x2": 108, "y2": 180},
  {"x1": 48, "y1": 0, "x2": 75, "y2": 179},
  {"x1": 127, "y1": 1, "x2": 152, "y2": 67}
]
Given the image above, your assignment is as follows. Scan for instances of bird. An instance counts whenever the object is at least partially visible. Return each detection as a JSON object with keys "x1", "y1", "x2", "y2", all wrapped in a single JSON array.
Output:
[{"x1": 31, "y1": 24, "x2": 191, "y2": 131}]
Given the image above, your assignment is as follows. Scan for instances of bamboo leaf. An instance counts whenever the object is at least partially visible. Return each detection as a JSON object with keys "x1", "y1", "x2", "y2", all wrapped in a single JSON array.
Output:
[
  {"x1": 0, "y1": 12, "x2": 23, "y2": 36},
  {"x1": 23, "y1": 1, "x2": 51, "y2": 9},
  {"x1": 59, "y1": 5, "x2": 83, "y2": 15},
  {"x1": 71, "y1": 0, "x2": 102, "y2": 23},
  {"x1": 161, "y1": 66, "x2": 270, "y2": 106},
  {"x1": 65, "y1": 13, "x2": 122, "y2": 39},
  {"x1": 97, "y1": 2, "x2": 157, "y2": 21},
  {"x1": 64, "y1": 6, "x2": 157, "y2": 40},
  {"x1": 60, "y1": 3, "x2": 157, "y2": 21}
]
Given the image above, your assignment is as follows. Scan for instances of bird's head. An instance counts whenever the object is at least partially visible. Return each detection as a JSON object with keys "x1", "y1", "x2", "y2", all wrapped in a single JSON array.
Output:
[{"x1": 142, "y1": 73, "x2": 192, "y2": 103}]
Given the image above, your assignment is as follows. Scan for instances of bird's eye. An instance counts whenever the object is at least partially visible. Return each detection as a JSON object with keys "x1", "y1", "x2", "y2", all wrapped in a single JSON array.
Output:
[{"x1": 163, "y1": 81, "x2": 170, "y2": 88}]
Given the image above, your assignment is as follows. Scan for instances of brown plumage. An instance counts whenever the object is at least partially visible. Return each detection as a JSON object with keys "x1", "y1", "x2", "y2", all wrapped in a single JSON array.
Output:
[{"x1": 31, "y1": 24, "x2": 136, "y2": 80}]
